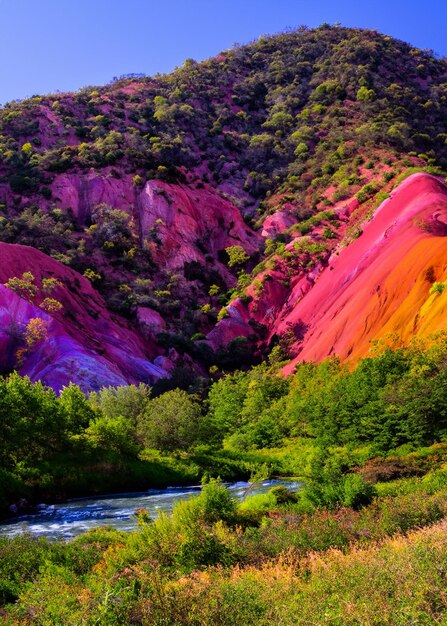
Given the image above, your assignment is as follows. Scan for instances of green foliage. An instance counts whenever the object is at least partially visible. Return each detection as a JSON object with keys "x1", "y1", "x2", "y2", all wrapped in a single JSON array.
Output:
[
  {"x1": 208, "y1": 283, "x2": 220, "y2": 296},
  {"x1": 217, "y1": 305, "x2": 229, "y2": 320},
  {"x1": 83, "y1": 268, "x2": 101, "y2": 282},
  {"x1": 301, "y1": 448, "x2": 376, "y2": 509},
  {"x1": 84, "y1": 414, "x2": 139, "y2": 455},
  {"x1": 139, "y1": 388, "x2": 202, "y2": 451},
  {"x1": 88, "y1": 384, "x2": 149, "y2": 424},
  {"x1": 356, "y1": 86, "x2": 376, "y2": 102},
  {"x1": 225, "y1": 244, "x2": 250, "y2": 268},
  {"x1": 0, "y1": 373, "x2": 65, "y2": 468},
  {"x1": 207, "y1": 365, "x2": 289, "y2": 448},
  {"x1": 238, "y1": 491, "x2": 277, "y2": 515},
  {"x1": 341, "y1": 473, "x2": 377, "y2": 508},
  {"x1": 199, "y1": 477, "x2": 238, "y2": 523},
  {"x1": 21, "y1": 142, "x2": 33, "y2": 157},
  {"x1": 430, "y1": 281, "x2": 445, "y2": 295},
  {"x1": 4, "y1": 338, "x2": 447, "y2": 517},
  {"x1": 4, "y1": 271, "x2": 38, "y2": 301},
  {"x1": 5, "y1": 456, "x2": 447, "y2": 623}
]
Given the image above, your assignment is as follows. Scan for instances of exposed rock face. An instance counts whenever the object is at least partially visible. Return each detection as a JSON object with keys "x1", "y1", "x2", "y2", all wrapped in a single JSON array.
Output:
[
  {"x1": 4, "y1": 173, "x2": 447, "y2": 391},
  {"x1": 136, "y1": 307, "x2": 166, "y2": 333},
  {"x1": 50, "y1": 173, "x2": 260, "y2": 273},
  {"x1": 278, "y1": 173, "x2": 447, "y2": 370},
  {"x1": 0, "y1": 172, "x2": 263, "y2": 391},
  {"x1": 261, "y1": 208, "x2": 296, "y2": 238},
  {"x1": 205, "y1": 300, "x2": 254, "y2": 351},
  {"x1": 209, "y1": 174, "x2": 447, "y2": 370},
  {"x1": 1, "y1": 27, "x2": 447, "y2": 391},
  {"x1": 138, "y1": 180, "x2": 259, "y2": 271},
  {"x1": 51, "y1": 172, "x2": 136, "y2": 223},
  {"x1": 0, "y1": 243, "x2": 167, "y2": 391}
]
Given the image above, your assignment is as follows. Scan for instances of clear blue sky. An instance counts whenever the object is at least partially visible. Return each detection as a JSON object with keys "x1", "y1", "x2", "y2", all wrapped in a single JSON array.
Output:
[{"x1": 1, "y1": 0, "x2": 446, "y2": 105}]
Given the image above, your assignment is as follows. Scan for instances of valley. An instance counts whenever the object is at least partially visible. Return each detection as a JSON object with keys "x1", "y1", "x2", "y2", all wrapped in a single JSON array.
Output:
[{"x1": 2, "y1": 23, "x2": 447, "y2": 624}]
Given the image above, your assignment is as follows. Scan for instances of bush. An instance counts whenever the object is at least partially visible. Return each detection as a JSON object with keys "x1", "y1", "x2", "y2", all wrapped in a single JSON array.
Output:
[
  {"x1": 341, "y1": 473, "x2": 377, "y2": 509},
  {"x1": 430, "y1": 282, "x2": 445, "y2": 295},
  {"x1": 269, "y1": 484, "x2": 298, "y2": 504},
  {"x1": 238, "y1": 491, "x2": 277, "y2": 517},
  {"x1": 225, "y1": 245, "x2": 250, "y2": 268},
  {"x1": 199, "y1": 478, "x2": 238, "y2": 523},
  {"x1": 139, "y1": 388, "x2": 203, "y2": 452}
]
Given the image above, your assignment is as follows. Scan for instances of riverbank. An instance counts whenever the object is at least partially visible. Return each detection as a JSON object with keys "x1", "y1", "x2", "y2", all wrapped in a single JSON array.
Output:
[
  {"x1": 2, "y1": 468, "x2": 447, "y2": 623},
  {"x1": 0, "y1": 479, "x2": 302, "y2": 540},
  {"x1": 0, "y1": 443, "x2": 295, "y2": 521}
]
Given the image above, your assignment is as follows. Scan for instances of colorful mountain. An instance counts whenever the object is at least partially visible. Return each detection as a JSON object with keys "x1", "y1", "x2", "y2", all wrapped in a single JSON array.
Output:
[{"x1": 1, "y1": 25, "x2": 447, "y2": 389}]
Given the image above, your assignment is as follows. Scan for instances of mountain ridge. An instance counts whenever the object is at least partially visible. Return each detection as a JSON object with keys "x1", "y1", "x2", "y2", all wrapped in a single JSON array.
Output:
[{"x1": 0, "y1": 25, "x2": 447, "y2": 389}]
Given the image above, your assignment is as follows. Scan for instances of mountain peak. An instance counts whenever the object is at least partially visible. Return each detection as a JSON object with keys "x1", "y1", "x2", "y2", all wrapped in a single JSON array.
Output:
[{"x1": 1, "y1": 27, "x2": 447, "y2": 389}]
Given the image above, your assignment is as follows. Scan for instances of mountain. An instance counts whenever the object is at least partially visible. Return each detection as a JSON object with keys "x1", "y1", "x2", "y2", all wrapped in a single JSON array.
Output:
[{"x1": 1, "y1": 25, "x2": 447, "y2": 390}]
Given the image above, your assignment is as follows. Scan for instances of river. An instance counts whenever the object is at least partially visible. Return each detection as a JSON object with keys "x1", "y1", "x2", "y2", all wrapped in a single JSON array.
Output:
[{"x1": 0, "y1": 479, "x2": 301, "y2": 541}]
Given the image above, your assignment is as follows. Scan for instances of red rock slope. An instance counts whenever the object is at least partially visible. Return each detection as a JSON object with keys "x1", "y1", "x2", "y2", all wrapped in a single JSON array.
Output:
[
  {"x1": 50, "y1": 172, "x2": 260, "y2": 273},
  {"x1": 0, "y1": 243, "x2": 166, "y2": 391},
  {"x1": 278, "y1": 173, "x2": 447, "y2": 372}
]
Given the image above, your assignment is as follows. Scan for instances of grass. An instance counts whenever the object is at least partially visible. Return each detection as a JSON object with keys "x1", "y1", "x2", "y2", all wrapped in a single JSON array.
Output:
[
  {"x1": 4, "y1": 455, "x2": 447, "y2": 623},
  {"x1": 132, "y1": 520, "x2": 447, "y2": 625},
  {"x1": 6, "y1": 515, "x2": 447, "y2": 624}
]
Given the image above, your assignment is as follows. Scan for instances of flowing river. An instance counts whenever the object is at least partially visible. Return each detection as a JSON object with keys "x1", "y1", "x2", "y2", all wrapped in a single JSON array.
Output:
[{"x1": 0, "y1": 479, "x2": 301, "y2": 541}]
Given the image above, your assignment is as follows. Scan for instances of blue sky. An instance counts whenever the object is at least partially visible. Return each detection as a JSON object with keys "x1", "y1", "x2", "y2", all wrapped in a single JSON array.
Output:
[{"x1": 0, "y1": 0, "x2": 446, "y2": 105}]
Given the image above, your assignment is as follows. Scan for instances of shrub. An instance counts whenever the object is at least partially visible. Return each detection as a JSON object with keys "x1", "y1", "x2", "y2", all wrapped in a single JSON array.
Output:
[
  {"x1": 430, "y1": 282, "x2": 445, "y2": 295},
  {"x1": 225, "y1": 245, "x2": 250, "y2": 268},
  {"x1": 199, "y1": 478, "x2": 238, "y2": 524},
  {"x1": 139, "y1": 388, "x2": 202, "y2": 452},
  {"x1": 356, "y1": 86, "x2": 376, "y2": 102},
  {"x1": 341, "y1": 473, "x2": 377, "y2": 509},
  {"x1": 238, "y1": 491, "x2": 277, "y2": 515}
]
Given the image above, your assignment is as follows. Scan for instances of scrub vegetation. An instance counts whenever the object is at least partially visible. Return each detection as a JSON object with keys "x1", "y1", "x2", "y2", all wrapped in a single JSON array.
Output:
[
  {"x1": 3, "y1": 337, "x2": 447, "y2": 620},
  {"x1": 3, "y1": 23, "x2": 447, "y2": 624}
]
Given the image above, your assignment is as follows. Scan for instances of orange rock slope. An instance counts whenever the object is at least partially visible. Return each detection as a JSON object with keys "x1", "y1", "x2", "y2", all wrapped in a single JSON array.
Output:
[{"x1": 280, "y1": 173, "x2": 447, "y2": 373}]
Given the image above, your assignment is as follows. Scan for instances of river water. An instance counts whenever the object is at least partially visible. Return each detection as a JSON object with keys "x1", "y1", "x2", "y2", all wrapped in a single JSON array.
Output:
[{"x1": 0, "y1": 479, "x2": 301, "y2": 541}]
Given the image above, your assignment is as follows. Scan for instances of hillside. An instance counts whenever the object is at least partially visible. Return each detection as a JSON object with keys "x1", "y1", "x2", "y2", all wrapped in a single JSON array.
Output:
[
  {"x1": 5, "y1": 24, "x2": 447, "y2": 623},
  {"x1": 1, "y1": 25, "x2": 447, "y2": 389},
  {"x1": 220, "y1": 172, "x2": 447, "y2": 371}
]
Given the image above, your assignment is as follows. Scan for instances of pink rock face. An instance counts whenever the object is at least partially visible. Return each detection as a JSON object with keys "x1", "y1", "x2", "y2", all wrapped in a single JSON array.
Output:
[
  {"x1": 278, "y1": 173, "x2": 447, "y2": 372},
  {"x1": 0, "y1": 243, "x2": 167, "y2": 391},
  {"x1": 138, "y1": 180, "x2": 260, "y2": 271},
  {"x1": 0, "y1": 173, "x2": 263, "y2": 391},
  {"x1": 246, "y1": 272, "x2": 291, "y2": 327},
  {"x1": 208, "y1": 173, "x2": 447, "y2": 370},
  {"x1": 51, "y1": 173, "x2": 261, "y2": 277},
  {"x1": 261, "y1": 209, "x2": 295, "y2": 238},
  {"x1": 8, "y1": 169, "x2": 444, "y2": 390},
  {"x1": 137, "y1": 307, "x2": 166, "y2": 332},
  {"x1": 205, "y1": 317, "x2": 253, "y2": 351},
  {"x1": 51, "y1": 172, "x2": 136, "y2": 223},
  {"x1": 204, "y1": 298, "x2": 256, "y2": 350}
]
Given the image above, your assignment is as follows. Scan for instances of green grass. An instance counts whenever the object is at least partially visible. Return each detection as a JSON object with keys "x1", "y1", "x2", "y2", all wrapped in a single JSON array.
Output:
[{"x1": 4, "y1": 452, "x2": 447, "y2": 623}]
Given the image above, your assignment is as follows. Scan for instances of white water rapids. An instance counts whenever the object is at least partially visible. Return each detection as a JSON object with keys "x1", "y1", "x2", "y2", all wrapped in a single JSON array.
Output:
[{"x1": 0, "y1": 479, "x2": 301, "y2": 540}]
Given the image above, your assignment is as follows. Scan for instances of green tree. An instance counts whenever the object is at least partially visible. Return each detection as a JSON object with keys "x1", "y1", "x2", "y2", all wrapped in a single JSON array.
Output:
[
  {"x1": 138, "y1": 388, "x2": 202, "y2": 451},
  {"x1": 225, "y1": 245, "x2": 250, "y2": 268},
  {"x1": 4, "y1": 272, "x2": 38, "y2": 301},
  {"x1": 88, "y1": 384, "x2": 149, "y2": 425},
  {"x1": 356, "y1": 86, "x2": 376, "y2": 102},
  {"x1": 207, "y1": 371, "x2": 250, "y2": 441},
  {"x1": 59, "y1": 383, "x2": 95, "y2": 434},
  {"x1": 0, "y1": 373, "x2": 61, "y2": 467},
  {"x1": 84, "y1": 414, "x2": 139, "y2": 456}
]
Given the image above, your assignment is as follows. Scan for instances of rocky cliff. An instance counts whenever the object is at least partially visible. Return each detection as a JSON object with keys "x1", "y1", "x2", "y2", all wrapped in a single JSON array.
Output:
[{"x1": 1, "y1": 26, "x2": 447, "y2": 389}]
